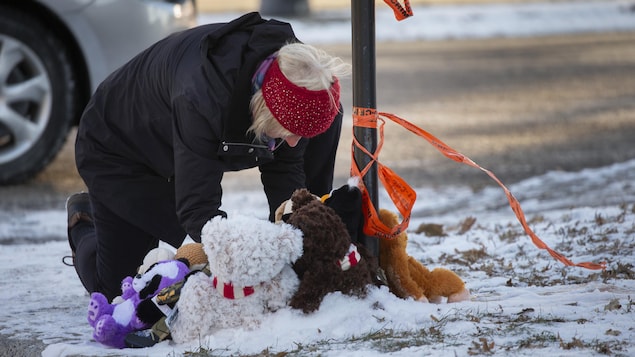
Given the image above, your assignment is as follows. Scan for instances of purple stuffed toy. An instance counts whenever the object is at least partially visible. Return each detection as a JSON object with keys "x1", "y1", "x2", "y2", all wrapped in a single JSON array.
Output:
[{"x1": 87, "y1": 259, "x2": 190, "y2": 348}]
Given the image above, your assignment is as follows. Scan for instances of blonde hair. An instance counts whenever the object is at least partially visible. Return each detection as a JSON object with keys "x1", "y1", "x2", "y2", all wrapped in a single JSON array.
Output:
[{"x1": 249, "y1": 42, "x2": 351, "y2": 139}]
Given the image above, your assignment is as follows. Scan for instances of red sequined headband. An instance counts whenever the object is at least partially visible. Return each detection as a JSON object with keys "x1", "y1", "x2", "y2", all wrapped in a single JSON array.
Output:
[{"x1": 261, "y1": 59, "x2": 340, "y2": 138}]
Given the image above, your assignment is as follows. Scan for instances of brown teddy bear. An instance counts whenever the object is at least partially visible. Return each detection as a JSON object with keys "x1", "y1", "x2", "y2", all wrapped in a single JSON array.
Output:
[
  {"x1": 378, "y1": 209, "x2": 470, "y2": 303},
  {"x1": 280, "y1": 187, "x2": 375, "y2": 313}
]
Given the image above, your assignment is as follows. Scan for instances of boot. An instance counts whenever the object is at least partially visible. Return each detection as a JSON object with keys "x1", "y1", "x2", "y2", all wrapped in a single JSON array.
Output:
[{"x1": 63, "y1": 192, "x2": 93, "y2": 266}]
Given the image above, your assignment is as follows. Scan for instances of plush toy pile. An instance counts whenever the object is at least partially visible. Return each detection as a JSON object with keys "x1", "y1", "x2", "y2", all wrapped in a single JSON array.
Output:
[
  {"x1": 278, "y1": 178, "x2": 470, "y2": 306},
  {"x1": 85, "y1": 179, "x2": 470, "y2": 349},
  {"x1": 157, "y1": 181, "x2": 378, "y2": 343}
]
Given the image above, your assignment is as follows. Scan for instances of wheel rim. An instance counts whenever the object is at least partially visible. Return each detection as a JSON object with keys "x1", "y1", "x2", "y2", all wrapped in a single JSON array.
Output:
[{"x1": 0, "y1": 34, "x2": 53, "y2": 164}]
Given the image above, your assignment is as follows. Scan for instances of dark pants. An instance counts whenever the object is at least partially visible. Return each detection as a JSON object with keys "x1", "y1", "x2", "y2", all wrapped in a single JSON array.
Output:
[
  {"x1": 70, "y1": 196, "x2": 167, "y2": 300},
  {"x1": 70, "y1": 111, "x2": 342, "y2": 301}
]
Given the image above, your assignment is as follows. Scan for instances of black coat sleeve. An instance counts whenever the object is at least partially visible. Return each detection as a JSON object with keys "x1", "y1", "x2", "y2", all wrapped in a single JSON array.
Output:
[
  {"x1": 259, "y1": 139, "x2": 307, "y2": 221},
  {"x1": 172, "y1": 96, "x2": 227, "y2": 241}
]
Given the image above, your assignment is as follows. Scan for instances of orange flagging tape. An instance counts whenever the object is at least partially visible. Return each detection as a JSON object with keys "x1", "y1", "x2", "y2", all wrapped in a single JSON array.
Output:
[
  {"x1": 383, "y1": 0, "x2": 413, "y2": 21},
  {"x1": 351, "y1": 107, "x2": 606, "y2": 271}
]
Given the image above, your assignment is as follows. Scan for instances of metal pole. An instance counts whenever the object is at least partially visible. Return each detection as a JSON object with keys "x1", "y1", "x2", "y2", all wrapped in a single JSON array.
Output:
[{"x1": 351, "y1": 0, "x2": 379, "y2": 258}]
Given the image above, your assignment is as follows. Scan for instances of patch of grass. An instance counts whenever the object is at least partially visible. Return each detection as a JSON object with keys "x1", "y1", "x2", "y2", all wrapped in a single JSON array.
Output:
[
  {"x1": 602, "y1": 263, "x2": 635, "y2": 281},
  {"x1": 365, "y1": 327, "x2": 450, "y2": 352},
  {"x1": 458, "y1": 216, "x2": 477, "y2": 234},
  {"x1": 415, "y1": 222, "x2": 446, "y2": 237},
  {"x1": 179, "y1": 344, "x2": 231, "y2": 356},
  {"x1": 594, "y1": 212, "x2": 606, "y2": 226},
  {"x1": 495, "y1": 224, "x2": 524, "y2": 243},
  {"x1": 468, "y1": 337, "x2": 495, "y2": 355},
  {"x1": 499, "y1": 229, "x2": 523, "y2": 243},
  {"x1": 516, "y1": 331, "x2": 559, "y2": 349},
  {"x1": 556, "y1": 225, "x2": 588, "y2": 240},
  {"x1": 456, "y1": 245, "x2": 490, "y2": 265},
  {"x1": 558, "y1": 335, "x2": 630, "y2": 356},
  {"x1": 559, "y1": 335, "x2": 585, "y2": 350}
]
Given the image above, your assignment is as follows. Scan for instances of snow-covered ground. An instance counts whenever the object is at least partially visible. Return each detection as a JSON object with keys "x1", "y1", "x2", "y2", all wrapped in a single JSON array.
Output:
[
  {"x1": 7, "y1": 158, "x2": 635, "y2": 357},
  {"x1": 1, "y1": 1, "x2": 634, "y2": 356}
]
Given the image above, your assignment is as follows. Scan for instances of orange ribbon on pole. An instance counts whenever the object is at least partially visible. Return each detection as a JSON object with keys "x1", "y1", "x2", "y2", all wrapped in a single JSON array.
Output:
[
  {"x1": 351, "y1": 107, "x2": 606, "y2": 271},
  {"x1": 383, "y1": 0, "x2": 413, "y2": 21}
]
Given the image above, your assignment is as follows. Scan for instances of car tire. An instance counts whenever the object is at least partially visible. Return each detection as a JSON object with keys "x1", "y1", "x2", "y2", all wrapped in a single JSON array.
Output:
[{"x1": 0, "y1": 6, "x2": 76, "y2": 185}]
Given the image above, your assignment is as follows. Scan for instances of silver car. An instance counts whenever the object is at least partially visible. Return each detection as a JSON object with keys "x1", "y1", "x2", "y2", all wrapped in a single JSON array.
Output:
[{"x1": 0, "y1": 0, "x2": 197, "y2": 184}]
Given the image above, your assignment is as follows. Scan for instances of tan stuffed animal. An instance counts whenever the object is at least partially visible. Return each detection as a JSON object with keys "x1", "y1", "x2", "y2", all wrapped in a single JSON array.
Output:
[
  {"x1": 378, "y1": 209, "x2": 470, "y2": 303},
  {"x1": 174, "y1": 243, "x2": 208, "y2": 271}
]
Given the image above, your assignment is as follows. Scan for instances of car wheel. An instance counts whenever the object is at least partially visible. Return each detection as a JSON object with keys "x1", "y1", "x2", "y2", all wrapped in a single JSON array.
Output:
[{"x1": 0, "y1": 6, "x2": 76, "y2": 185}]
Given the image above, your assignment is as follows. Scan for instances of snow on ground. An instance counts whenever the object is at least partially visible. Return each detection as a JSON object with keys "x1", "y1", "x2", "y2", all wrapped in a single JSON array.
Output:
[
  {"x1": 3, "y1": 158, "x2": 633, "y2": 357},
  {"x1": 1, "y1": 1, "x2": 634, "y2": 356}
]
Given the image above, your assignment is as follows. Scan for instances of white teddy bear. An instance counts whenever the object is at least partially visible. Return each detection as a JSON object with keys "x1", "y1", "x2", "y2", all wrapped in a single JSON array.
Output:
[{"x1": 169, "y1": 215, "x2": 304, "y2": 343}]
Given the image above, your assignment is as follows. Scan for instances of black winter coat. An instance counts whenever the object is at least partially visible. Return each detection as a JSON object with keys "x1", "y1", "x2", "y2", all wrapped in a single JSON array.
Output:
[{"x1": 75, "y1": 13, "x2": 315, "y2": 242}]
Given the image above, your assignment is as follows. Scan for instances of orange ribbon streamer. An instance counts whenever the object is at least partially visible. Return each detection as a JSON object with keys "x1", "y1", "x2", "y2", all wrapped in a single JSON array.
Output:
[
  {"x1": 351, "y1": 107, "x2": 606, "y2": 271},
  {"x1": 383, "y1": 0, "x2": 413, "y2": 21}
]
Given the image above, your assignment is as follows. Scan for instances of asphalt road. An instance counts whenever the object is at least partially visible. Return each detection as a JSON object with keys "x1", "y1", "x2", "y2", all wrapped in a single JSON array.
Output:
[
  {"x1": 2, "y1": 32, "x2": 635, "y2": 208},
  {"x1": 331, "y1": 32, "x2": 635, "y2": 191},
  {"x1": 1, "y1": 30, "x2": 635, "y2": 357}
]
